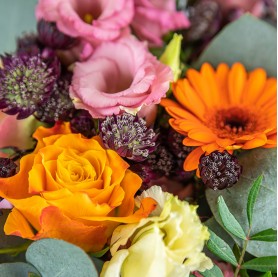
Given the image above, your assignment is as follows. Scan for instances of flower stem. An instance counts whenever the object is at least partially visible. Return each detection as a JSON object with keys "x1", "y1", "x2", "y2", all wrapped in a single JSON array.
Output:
[
  {"x1": 234, "y1": 228, "x2": 251, "y2": 277},
  {"x1": 0, "y1": 241, "x2": 32, "y2": 256}
]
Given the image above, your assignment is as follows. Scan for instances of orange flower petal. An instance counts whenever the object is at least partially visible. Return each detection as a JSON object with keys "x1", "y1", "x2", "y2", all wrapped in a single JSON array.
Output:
[
  {"x1": 166, "y1": 106, "x2": 201, "y2": 122},
  {"x1": 242, "y1": 134, "x2": 268, "y2": 149},
  {"x1": 183, "y1": 137, "x2": 204, "y2": 146},
  {"x1": 4, "y1": 208, "x2": 35, "y2": 238},
  {"x1": 173, "y1": 79, "x2": 207, "y2": 120},
  {"x1": 0, "y1": 154, "x2": 35, "y2": 199},
  {"x1": 256, "y1": 78, "x2": 277, "y2": 107},
  {"x1": 200, "y1": 63, "x2": 220, "y2": 106},
  {"x1": 188, "y1": 129, "x2": 217, "y2": 143},
  {"x1": 243, "y1": 68, "x2": 267, "y2": 104},
  {"x1": 216, "y1": 63, "x2": 230, "y2": 106},
  {"x1": 187, "y1": 68, "x2": 215, "y2": 108},
  {"x1": 80, "y1": 197, "x2": 157, "y2": 224},
  {"x1": 160, "y1": 98, "x2": 182, "y2": 109},
  {"x1": 183, "y1": 147, "x2": 204, "y2": 171},
  {"x1": 228, "y1": 63, "x2": 247, "y2": 104},
  {"x1": 36, "y1": 206, "x2": 108, "y2": 252},
  {"x1": 216, "y1": 138, "x2": 235, "y2": 148},
  {"x1": 201, "y1": 143, "x2": 221, "y2": 153}
]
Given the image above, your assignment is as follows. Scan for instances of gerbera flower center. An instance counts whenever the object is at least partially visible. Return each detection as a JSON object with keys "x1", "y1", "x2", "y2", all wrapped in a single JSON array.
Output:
[{"x1": 207, "y1": 107, "x2": 264, "y2": 139}]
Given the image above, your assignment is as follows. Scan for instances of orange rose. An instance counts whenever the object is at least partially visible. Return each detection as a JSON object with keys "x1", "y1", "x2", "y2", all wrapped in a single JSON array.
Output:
[{"x1": 0, "y1": 123, "x2": 156, "y2": 252}]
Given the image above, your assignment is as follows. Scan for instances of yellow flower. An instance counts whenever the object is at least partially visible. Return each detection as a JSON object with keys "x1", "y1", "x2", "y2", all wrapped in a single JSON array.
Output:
[
  {"x1": 101, "y1": 186, "x2": 212, "y2": 277},
  {"x1": 161, "y1": 63, "x2": 277, "y2": 171},
  {"x1": 0, "y1": 123, "x2": 156, "y2": 252}
]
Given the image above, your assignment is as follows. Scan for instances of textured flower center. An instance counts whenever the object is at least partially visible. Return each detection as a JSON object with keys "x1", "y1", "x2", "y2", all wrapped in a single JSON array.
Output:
[
  {"x1": 75, "y1": 1, "x2": 102, "y2": 24},
  {"x1": 207, "y1": 106, "x2": 265, "y2": 139}
]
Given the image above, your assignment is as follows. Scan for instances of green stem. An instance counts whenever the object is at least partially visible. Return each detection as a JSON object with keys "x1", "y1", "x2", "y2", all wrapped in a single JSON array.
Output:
[
  {"x1": 234, "y1": 229, "x2": 251, "y2": 277},
  {"x1": 0, "y1": 241, "x2": 32, "y2": 256}
]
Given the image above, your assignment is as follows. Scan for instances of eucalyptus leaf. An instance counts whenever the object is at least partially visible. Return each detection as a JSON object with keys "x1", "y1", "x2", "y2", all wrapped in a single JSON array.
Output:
[
  {"x1": 247, "y1": 175, "x2": 263, "y2": 226},
  {"x1": 250, "y1": 229, "x2": 277, "y2": 242},
  {"x1": 26, "y1": 239, "x2": 98, "y2": 277},
  {"x1": 195, "y1": 15, "x2": 277, "y2": 77},
  {"x1": 91, "y1": 257, "x2": 104, "y2": 274},
  {"x1": 196, "y1": 264, "x2": 224, "y2": 277},
  {"x1": 206, "y1": 148, "x2": 277, "y2": 257},
  {"x1": 241, "y1": 256, "x2": 277, "y2": 273},
  {"x1": 217, "y1": 196, "x2": 246, "y2": 240},
  {"x1": 206, "y1": 230, "x2": 238, "y2": 266},
  {"x1": 0, "y1": 262, "x2": 40, "y2": 277}
]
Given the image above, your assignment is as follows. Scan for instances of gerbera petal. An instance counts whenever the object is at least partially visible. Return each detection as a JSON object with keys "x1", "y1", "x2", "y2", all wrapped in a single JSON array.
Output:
[
  {"x1": 216, "y1": 63, "x2": 229, "y2": 106},
  {"x1": 186, "y1": 68, "x2": 214, "y2": 108},
  {"x1": 201, "y1": 143, "x2": 221, "y2": 153},
  {"x1": 200, "y1": 63, "x2": 220, "y2": 106},
  {"x1": 183, "y1": 147, "x2": 204, "y2": 171},
  {"x1": 216, "y1": 138, "x2": 235, "y2": 148},
  {"x1": 160, "y1": 98, "x2": 182, "y2": 109},
  {"x1": 166, "y1": 106, "x2": 201, "y2": 122},
  {"x1": 242, "y1": 133, "x2": 267, "y2": 149},
  {"x1": 188, "y1": 129, "x2": 217, "y2": 143},
  {"x1": 183, "y1": 137, "x2": 204, "y2": 146},
  {"x1": 256, "y1": 78, "x2": 277, "y2": 107},
  {"x1": 228, "y1": 63, "x2": 247, "y2": 104},
  {"x1": 243, "y1": 68, "x2": 267, "y2": 104},
  {"x1": 173, "y1": 79, "x2": 207, "y2": 120}
]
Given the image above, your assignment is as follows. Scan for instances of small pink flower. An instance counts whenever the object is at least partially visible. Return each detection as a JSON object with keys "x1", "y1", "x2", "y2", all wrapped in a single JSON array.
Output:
[
  {"x1": 70, "y1": 36, "x2": 173, "y2": 118},
  {"x1": 0, "y1": 113, "x2": 39, "y2": 156},
  {"x1": 132, "y1": 0, "x2": 190, "y2": 47},
  {"x1": 36, "y1": 0, "x2": 134, "y2": 45}
]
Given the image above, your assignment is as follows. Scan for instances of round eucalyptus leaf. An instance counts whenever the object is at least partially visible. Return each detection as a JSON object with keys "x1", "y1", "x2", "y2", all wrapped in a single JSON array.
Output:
[
  {"x1": 0, "y1": 262, "x2": 40, "y2": 277},
  {"x1": 26, "y1": 239, "x2": 99, "y2": 277},
  {"x1": 195, "y1": 15, "x2": 277, "y2": 77}
]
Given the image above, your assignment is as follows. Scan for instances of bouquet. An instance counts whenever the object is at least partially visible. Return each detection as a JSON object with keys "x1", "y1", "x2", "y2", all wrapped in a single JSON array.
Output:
[{"x1": 0, "y1": 0, "x2": 276, "y2": 276}]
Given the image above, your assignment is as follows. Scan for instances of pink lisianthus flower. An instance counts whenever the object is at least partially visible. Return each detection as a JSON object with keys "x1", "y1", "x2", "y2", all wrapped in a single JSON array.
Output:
[
  {"x1": 131, "y1": 0, "x2": 190, "y2": 47},
  {"x1": 70, "y1": 36, "x2": 173, "y2": 118},
  {"x1": 35, "y1": 0, "x2": 134, "y2": 45}
]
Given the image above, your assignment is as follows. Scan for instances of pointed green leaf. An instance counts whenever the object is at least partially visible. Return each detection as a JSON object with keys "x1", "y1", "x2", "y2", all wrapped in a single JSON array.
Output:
[
  {"x1": 196, "y1": 264, "x2": 224, "y2": 277},
  {"x1": 250, "y1": 229, "x2": 277, "y2": 242},
  {"x1": 217, "y1": 196, "x2": 246, "y2": 240},
  {"x1": 241, "y1": 256, "x2": 277, "y2": 273},
  {"x1": 247, "y1": 175, "x2": 263, "y2": 226},
  {"x1": 206, "y1": 230, "x2": 238, "y2": 266}
]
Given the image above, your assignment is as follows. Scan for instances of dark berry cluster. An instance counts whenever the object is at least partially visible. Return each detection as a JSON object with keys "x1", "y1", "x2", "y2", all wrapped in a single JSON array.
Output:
[{"x1": 199, "y1": 150, "x2": 242, "y2": 190}]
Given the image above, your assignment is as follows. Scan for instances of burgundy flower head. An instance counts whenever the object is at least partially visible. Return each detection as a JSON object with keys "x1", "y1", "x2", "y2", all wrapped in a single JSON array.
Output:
[
  {"x1": 0, "y1": 54, "x2": 59, "y2": 119},
  {"x1": 99, "y1": 113, "x2": 158, "y2": 162}
]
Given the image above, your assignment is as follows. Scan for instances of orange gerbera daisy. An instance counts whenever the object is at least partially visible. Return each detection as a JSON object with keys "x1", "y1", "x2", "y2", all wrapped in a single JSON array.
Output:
[{"x1": 160, "y1": 62, "x2": 277, "y2": 171}]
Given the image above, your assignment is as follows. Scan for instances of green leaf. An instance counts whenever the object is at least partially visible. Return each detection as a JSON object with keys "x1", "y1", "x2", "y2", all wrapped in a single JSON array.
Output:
[
  {"x1": 195, "y1": 15, "x2": 277, "y2": 77},
  {"x1": 247, "y1": 175, "x2": 263, "y2": 227},
  {"x1": 90, "y1": 246, "x2": 109, "y2": 258},
  {"x1": 26, "y1": 239, "x2": 99, "y2": 277},
  {"x1": 206, "y1": 148, "x2": 277, "y2": 257},
  {"x1": 206, "y1": 230, "x2": 238, "y2": 266},
  {"x1": 196, "y1": 264, "x2": 224, "y2": 277},
  {"x1": 0, "y1": 262, "x2": 40, "y2": 277},
  {"x1": 217, "y1": 196, "x2": 246, "y2": 240},
  {"x1": 28, "y1": 273, "x2": 41, "y2": 277},
  {"x1": 241, "y1": 256, "x2": 277, "y2": 273},
  {"x1": 232, "y1": 244, "x2": 250, "y2": 277},
  {"x1": 260, "y1": 272, "x2": 272, "y2": 277},
  {"x1": 250, "y1": 229, "x2": 277, "y2": 242}
]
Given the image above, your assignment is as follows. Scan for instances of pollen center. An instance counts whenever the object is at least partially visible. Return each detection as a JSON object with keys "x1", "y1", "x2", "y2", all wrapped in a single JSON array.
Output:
[{"x1": 206, "y1": 107, "x2": 264, "y2": 139}]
